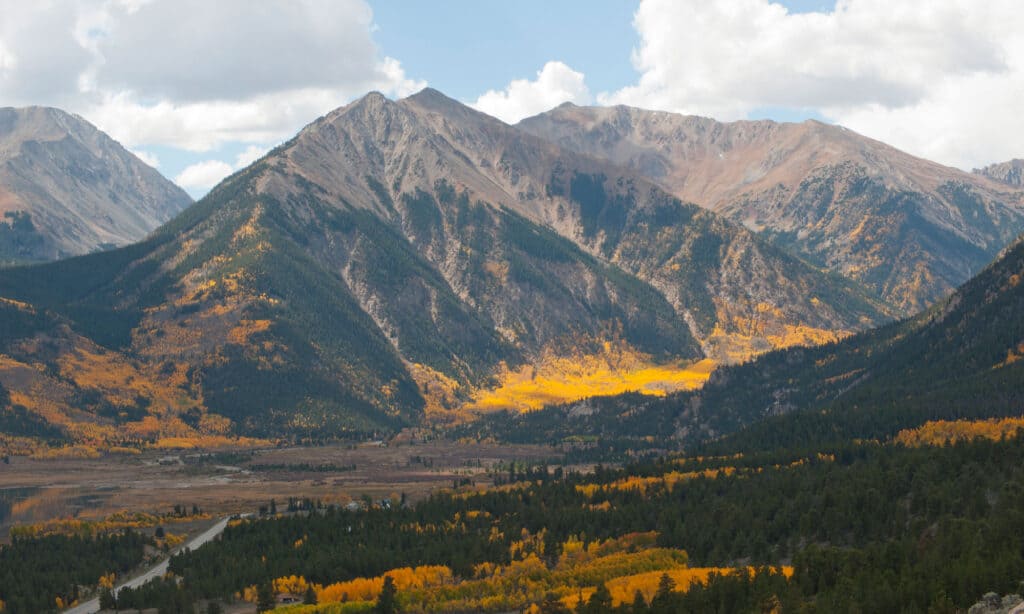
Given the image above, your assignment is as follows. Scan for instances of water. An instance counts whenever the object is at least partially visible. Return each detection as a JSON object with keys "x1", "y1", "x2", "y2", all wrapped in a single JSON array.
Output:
[{"x1": 0, "y1": 486, "x2": 115, "y2": 539}]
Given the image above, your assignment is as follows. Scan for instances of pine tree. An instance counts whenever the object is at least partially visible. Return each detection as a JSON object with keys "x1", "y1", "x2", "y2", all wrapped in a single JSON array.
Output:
[
  {"x1": 583, "y1": 583, "x2": 612, "y2": 613},
  {"x1": 631, "y1": 589, "x2": 648, "y2": 613},
  {"x1": 650, "y1": 573, "x2": 677, "y2": 613},
  {"x1": 99, "y1": 587, "x2": 117, "y2": 611},
  {"x1": 256, "y1": 582, "x2": 275, "y2": 613},
  {"x1": 303, "y1": 585, "x2": 318, "y2": 605},
  {"x1": 376, "y1": 575, "x2": 397, "y2": 614}
]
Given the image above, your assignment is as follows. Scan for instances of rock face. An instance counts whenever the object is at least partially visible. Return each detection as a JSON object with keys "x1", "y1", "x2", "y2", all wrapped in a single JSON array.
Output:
[
  {"x1": 967, "y1": 591, "x2": 1023, "y2": 614},
  {"x1": 0, "y1": 106, "x2": 192, "y2": 265},
  {"x1": 976, "y1": 159, "x2": 1024, "y2": 187},
  {"x1": 519, "y1": 105, "x2": 1024, "y2": 314},
  {"x1": 0, "y1": 89, "x2": 888, "y2": 441}
]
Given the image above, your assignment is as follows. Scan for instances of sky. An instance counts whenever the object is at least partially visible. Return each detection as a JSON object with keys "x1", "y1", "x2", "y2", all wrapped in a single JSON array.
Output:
[{"x1": 1, "y1": 0, "x2": 1022, "y2": 199}]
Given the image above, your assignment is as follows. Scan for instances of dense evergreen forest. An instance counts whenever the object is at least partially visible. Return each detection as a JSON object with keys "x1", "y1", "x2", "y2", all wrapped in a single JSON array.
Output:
[
  {"x1": 0, "y1": 530, "x2": 150, "y2": 613},
  {"x1": 51, "y1": 434, "x2": 1024, "y2": 613}
]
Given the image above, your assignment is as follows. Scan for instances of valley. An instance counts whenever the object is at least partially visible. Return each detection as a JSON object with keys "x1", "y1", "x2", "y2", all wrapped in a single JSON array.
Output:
[
  {"x1": 0, "y1": 439, "x2": 559, "y2": 541},
  {"x1": 0, "y1": 66, "x2": 1022, "y2": 614}
]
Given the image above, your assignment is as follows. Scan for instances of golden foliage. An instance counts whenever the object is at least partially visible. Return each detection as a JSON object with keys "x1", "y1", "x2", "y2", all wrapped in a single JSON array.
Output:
[
  {"x1": 704, "y1": 323, "x2": 849, "y2": 364},
  {"x1": 317, "y1": 566, "x2": 453, "y2": 604},
  {"x1": 0, "y1": 296, "x2": 34, "y2": 312},
  {"x1": 896, "y1": 416, "x2": 1024, "y2": 447},
  {"x1": 98, "y1": 572, "x2": 116, "y2": 589},
  {"x1": 465, "y1": 342, "x2": 715, "y2": 414},
  {"x1": 562, "y1": 566, "x2": 795, "y2": 608},
  {"x1": 227, "y1": 318, "x2": 273, "y2": 345},
  {"x1": 279, "y1": 532, "x2": 793, "y2": 614},
  {"x1": 994, "y1": 342, "x2": 1024, "y2": 369},
  {"x1": 275, "y1": 575, "x2": 314, "y2": 595},
  {"x1": 407, "y1": 362, "x2": 463, "y2": 421},
  {"x1": 9, "y1": 509, "x2": 209, "y2": 539},
  {"x1": 577, "y1": 468, "x2": 735, "y2": 498}
]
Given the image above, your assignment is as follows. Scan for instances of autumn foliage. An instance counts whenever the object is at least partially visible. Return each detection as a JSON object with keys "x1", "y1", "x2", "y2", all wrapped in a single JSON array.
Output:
[{"x1": 895, "y1": 416, "x2": 1024, "y2": 447}]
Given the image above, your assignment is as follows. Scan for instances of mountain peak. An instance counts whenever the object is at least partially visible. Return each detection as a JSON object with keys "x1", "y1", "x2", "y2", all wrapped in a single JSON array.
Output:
[
  {"x1": 0, "y1": 105, "x2": 192, "y2": 264},
  {"x1": 400, "y1": 87, "x2": 479, "y2": 118},
  {"x1": 341, "y1": 90, "x2": 394, "y2": 114}
]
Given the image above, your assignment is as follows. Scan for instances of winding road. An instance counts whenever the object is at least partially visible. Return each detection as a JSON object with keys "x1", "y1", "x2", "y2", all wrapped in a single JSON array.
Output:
[{"x1": 65, "y1": 516, "x2": 232, "y2": 614}]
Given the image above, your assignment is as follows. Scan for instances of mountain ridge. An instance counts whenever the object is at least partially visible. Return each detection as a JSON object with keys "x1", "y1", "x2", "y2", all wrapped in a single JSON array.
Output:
[
  {"x1": 0, "y1": 106, "x2": 193, "y2": 265},
  {"x1": 519, "y1": 104, "x2": 1024, "y2": 313},
  {"x1": 0, "y1": 89, "x2": 889, "y2": 447}
]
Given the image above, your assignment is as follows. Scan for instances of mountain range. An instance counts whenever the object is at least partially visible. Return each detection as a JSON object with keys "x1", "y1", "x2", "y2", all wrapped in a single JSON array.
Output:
[
  {"x1": 0, "y1": 106, "x2": 192, "y2": 265},
  {"x1": 0, "y1": 88, "x2": 1021, "y2": 449},
  {"x1": 463, "y1": 228, "x2": 1024, "y2": 451},
  {"x1": 520, "y1": 104, "x2": 1024, "y2": 313}
]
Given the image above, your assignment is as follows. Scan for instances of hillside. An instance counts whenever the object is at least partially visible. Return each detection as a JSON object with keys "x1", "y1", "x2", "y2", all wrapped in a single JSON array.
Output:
[
  {"x1": 464, "y1": 230, "x2": 1024, "y2": 451},
  {"x1": 0, "y1": 90, "x2": 888, "y2": 447},
  {"x1": 520, "y1": 105, "x2": 1024, "y2": 313},
  {"x1": 0, "y1": 107, "x2": 193, "y2": 265}
]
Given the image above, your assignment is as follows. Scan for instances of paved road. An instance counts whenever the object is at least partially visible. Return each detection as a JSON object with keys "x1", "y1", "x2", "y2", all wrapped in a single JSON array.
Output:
[{"x1": 65, "y1": 516, "x2": 232, "y2": 614}]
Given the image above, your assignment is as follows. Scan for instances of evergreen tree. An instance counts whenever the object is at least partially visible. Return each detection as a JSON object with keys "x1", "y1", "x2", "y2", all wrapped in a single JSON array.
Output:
[
  {"x1": 303, "y1": 585, "x2": 318, "y2": 605},
  {"x1": 631, "y1": 589, "x2": 648, "y2": 613},
  {"x1": 583, "y1": 583, "x2": 612, "y2": 613},
  {"x1": 256, "y1": 581, "x2": 275, "y2": 613},
  {"x1": 650, "y1": 573, "x2": 677, "y2": 613},
  {"x1": 99, "y1": 587, "x2": 117, "y2": 611},
  {"x1": 376, "y1": 575, "x2": 397, "y2": 614}
]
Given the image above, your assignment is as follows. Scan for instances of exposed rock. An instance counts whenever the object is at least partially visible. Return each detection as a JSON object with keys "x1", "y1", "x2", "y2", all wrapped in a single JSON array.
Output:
[
  {"x1": 520, "y1": 105, "x2": 1024, "y2": 314},
  {"x1": 0, "y1": 106, "x2": 192, "y2": 265}
]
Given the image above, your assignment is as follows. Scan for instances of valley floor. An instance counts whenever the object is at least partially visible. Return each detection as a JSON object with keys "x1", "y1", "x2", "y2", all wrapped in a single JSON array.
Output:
[{"x1": 0, "y1": 439, "x2": 559, "y2": 540}]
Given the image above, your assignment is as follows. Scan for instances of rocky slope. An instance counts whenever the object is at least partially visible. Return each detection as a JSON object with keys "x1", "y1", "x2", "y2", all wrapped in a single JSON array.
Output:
[
  {"x1": 684, "y1": 230, "x2": 1024, "y2": 447},
  {"x1": 0, "y1": 106, "x2": 192, "y2": 265},
  {"x1": 0, "y1": 90, "x2": 888, "y2": 444},
  {"x1": 975, "y1": 159, "x2": 1024, "y2": 187},
  {"x1": 520, "y1": 105, "x2": 1024, "y2": 313}
]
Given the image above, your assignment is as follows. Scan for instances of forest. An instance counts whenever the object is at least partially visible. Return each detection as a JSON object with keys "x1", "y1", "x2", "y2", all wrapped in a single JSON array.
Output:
[{"x1": 7, "y1": 432, "x2": 1013, "y2": 613}]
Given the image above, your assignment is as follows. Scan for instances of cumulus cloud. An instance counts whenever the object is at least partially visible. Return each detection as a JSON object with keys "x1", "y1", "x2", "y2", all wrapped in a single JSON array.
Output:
[
  {"x1": 234, "y1": 145, "x2": 270, "y2": 169},
  {"x1": 174, "y1": 160, "x2": 234, "y2": 191},
  {"x1": 171, "y1": 144, "x2": 273, "y2": 195},
  {"x1": 472, "y1": 61, "x2": 591, "y2": 124},
  {"x1": 130, "y1": 149, "x2": 160, "y2": 168},
  {"x1": 0, "y1": 0, "x2": 424, "y2": 152},
  {"x1": 95, "y1": 0, "x2": 395, "y2": 102},
  {"x1": 602, "y1": 0, "x2": 1024, "y2": 168},
  {"x1": 0, "y1": 2, "x2": 95, "y2": 104}
]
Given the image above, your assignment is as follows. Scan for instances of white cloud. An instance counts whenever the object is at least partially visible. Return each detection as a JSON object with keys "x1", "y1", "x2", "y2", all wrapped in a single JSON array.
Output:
[
  {"x1": 471, "y1": 61, "x2": 591, "y2": 124},
  {"x1": 234, "y1": 145, "x2": 269, "y2": 169},
  {"x1": 603, "y1": 0, "x2": 1024, "y2": 168},
  {"x1": 130, "y1": 148, "x2": 160, "y2": 168},
  {"x1": 174, "y1": 160, "x2": 234, "y2": 191},
  {"x1": 0, "y1": 0, "x2": 424, "y2": 152},
  {"x1": 94, "y1": 0, "x2": 392, "y2": 102},
  {"x1": 171, "y1": 144, "x2": 273, "y2": 195}
]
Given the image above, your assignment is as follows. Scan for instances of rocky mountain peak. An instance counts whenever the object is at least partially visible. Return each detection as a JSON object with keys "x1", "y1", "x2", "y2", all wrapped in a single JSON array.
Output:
[
  {"x1": 975, "y1": 159, "x2": 1024, "y2": 187},
  {"x1": 0, "y1": 106, "x2": 192, "y2": 265}
]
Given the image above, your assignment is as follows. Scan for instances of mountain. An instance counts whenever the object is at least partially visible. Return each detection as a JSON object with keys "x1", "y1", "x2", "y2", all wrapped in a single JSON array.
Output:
[
  {"x1": 464, "y1": 230, "x2": 1024, "y2": 451},
  {"x1": 0, "y1": 89, "x2": 888, "y2": 446},
  {"x1": 0, "y1": 106, "x2": 192, "y2": 265},
  {"x1": 976, "y1": 159, "x2": 1024, "y2": 187},
  {"x1": 686, "y1": 230, "x2": 1024, "y2": 448},
  {"x1": 519, "y1": 105, "x2": 1024, "y2": 314}
]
